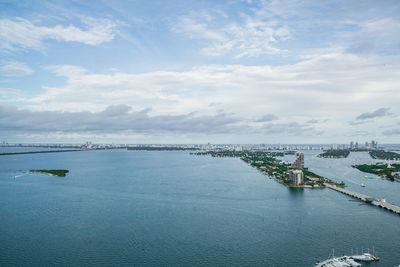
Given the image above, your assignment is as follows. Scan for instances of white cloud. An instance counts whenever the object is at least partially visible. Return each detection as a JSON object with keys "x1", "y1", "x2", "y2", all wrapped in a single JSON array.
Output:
[
  {"x1": 361, "y1": 18, "x2": 400, "y2": 38},
  {"x1": 172, "y1": 10, "x2": 290, "y2": 57},
  {"x1": 338, "y1": 18, "x2": 400, "y2": 53},
  {"x1": 0, "y1": 61, "x2": 33, "y2": 76},
  {"x1": 0, "y1": 17, "x2": 118, "y2": 50},
  {"x1": 0, "y1": 87, "x2": 23, "y2": 101}
]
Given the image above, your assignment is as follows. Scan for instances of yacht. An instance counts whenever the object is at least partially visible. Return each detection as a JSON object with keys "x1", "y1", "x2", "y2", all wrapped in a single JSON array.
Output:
[
  {"x1": 350, "y1": 253, "x2": 379, "y2": 261},
  {"x1": 316, "y1": 249, "x2": 379, "y2": 267}
]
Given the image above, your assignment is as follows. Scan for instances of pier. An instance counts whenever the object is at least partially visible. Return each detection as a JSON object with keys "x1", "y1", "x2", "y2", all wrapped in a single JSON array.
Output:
[{"x1": 325, "y1": 183, "x2": 400, "y2": 215}]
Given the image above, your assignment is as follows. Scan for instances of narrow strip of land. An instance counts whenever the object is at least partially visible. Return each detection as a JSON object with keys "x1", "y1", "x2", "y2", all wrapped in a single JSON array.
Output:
[{"x1": 0, "y1": 150, "x2": 82, "y2": 156}]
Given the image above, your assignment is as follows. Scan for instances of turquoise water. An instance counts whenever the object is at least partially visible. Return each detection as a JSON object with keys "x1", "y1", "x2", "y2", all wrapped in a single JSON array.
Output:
[{"x1": 0, "y1": 150, "x2": 399, "y2": 266}]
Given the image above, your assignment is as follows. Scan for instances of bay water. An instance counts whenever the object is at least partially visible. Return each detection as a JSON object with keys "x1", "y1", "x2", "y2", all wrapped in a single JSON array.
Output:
[{"x1": 0, "y1": 150, "x2": 399, "y2": 266}]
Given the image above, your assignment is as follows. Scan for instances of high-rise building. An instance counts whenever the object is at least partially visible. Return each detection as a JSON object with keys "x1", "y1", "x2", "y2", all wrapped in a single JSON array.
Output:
[
  {"x1": 350, "y1": 141, "x2": 354, "y2": 149},
  {"x1": 365, "y1": 141, "x2": 370, "y2": 149},
  {"x1": 291, "y1": 152, "x2": 304, "y2": 169},
  {"x1": 289, "y1": 170, "x2": 304, "y2": 186},
  {"x1": 371, "y1": 140, "x2": 377, "y2": 149},
  {"x1": 355, "y1": 142, "x2": 359, "y2": 149}
]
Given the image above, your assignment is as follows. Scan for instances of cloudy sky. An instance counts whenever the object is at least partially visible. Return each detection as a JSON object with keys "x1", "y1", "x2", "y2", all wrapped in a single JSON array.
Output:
[{"x1": 1, "y1": 0, "x2": 399, "y2": 144}]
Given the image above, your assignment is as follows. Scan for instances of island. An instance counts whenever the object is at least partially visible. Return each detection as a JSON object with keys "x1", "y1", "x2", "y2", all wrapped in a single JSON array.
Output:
[
  {"x1": 318, "y1": 149, "x2": 350, "y2": 158},
  {"x1": 192, "y1": 150, "x2": 345, "y2": 188},
  {"x1": 30, "y1": 169, "x2": 69, "y2": 177},
  {"x1": 352, "y1": 163, "x2": 400, "y2": 181},
  {"x1": 369, "y1": 150, "x2": 400, "y2": 160}
]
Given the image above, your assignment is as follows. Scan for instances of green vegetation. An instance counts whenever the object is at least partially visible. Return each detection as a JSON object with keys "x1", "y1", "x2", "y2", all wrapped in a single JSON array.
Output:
[
  {"x1": 352, "y1": 163, "x2": 400, "y2": 181},
  {"x1": 318, "y1": 149, "x2": 350, "y2": 158},
  {"x1": 30, "y1": 169, "x2": 69, "y2": 177},
  {"x1": 192, "y1": 150, "x2": 345, "y2": 188},
  {"x1": 369, "y1": 150, "x2": 400, "y2": 160},
  {"x1": 127, "y1": 146, "x2": 199, "y2": 151},
  {"x1": 192, "y1": 150, "x2": 286, "y2": 158}
]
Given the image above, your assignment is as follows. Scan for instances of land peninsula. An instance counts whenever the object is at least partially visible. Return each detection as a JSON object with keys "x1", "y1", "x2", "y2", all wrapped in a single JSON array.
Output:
[{"x1": 192, "y1": 150, "x2": 344, "y2": 188}]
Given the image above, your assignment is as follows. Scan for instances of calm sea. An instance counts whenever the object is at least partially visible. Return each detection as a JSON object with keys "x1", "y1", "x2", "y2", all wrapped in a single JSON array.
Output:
[{"x1": 0, "y1": 150, "x2": 399, "y2": 266}]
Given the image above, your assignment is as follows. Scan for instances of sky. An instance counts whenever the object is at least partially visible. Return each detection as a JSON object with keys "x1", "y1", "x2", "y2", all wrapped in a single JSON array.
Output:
[{"x1": 0, "y1": 0, "x2": 399, "y2": 144}]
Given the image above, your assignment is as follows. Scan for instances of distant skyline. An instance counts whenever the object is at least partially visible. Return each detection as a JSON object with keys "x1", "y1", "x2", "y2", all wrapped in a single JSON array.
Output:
[{"x1": 1, "y1": 0, "x2": 399, "y2": 144}]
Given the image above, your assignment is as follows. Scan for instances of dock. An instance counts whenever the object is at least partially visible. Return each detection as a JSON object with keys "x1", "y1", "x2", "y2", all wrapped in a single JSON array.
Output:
[{"x1": 325, "y1": 183, "x2": 400, "y2": 215}]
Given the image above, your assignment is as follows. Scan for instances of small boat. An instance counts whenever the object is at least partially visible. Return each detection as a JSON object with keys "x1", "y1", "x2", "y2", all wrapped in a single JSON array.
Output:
[{"x1": 360, "y1": 183, "x2": 366, "y2": 187}]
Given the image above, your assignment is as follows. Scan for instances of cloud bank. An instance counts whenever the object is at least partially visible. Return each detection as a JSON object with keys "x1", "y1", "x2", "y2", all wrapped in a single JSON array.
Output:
[{"x1": 0, "y1": 104, "x2": 241, "y2": 134}]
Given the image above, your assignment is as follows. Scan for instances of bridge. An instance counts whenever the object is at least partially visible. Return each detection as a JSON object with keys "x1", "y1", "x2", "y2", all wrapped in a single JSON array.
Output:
[{"x1": 325, "y1": 183, "x2": 400, "y2": 215}]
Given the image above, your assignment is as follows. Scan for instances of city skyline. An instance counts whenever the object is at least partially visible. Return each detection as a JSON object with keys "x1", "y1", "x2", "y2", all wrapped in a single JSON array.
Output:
[{"x1": 1, "y1": 0, "x2": 400, "y2": 143}]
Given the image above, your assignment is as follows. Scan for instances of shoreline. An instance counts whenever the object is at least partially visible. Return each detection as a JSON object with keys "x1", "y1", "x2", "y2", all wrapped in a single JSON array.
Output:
[{"x1": 0, "y1": 150, "x2": 83, "y2": 156}]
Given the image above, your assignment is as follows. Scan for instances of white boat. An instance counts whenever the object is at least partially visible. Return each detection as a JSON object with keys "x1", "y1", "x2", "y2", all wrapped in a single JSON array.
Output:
[
  {"x1": 350, "y1": 253, "x2": 379, "y2": 261},
  {"x1": 360, "y1": 183, "x2": 366, "y2": 187},
  {"x1": 315, "y1": 258, "x2": 350, "y2": 267},
  {"x1": 343, "y1": 257, "x2": 361, "y2": 267},
  {"x1": 315, "y1": 257, "x2": 358, "y2": 267},
  {"x1": 316, "y1": 249, "x2": 379, "y2": 267}
]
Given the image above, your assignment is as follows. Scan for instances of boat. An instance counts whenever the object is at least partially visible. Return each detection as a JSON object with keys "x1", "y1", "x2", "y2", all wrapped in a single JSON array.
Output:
[
  {"x1": 315, "y1": 249, "x2": 379, "y2": 267},
  {"x1": 350, "y1": 253, "x2": 379, "y2": 261},
  {"x1": 343, "y1": 257, "x2": 361, "y2": 267},
  {"x1": 315, "y1": 257, "x2": 360, "y2": 267},
  {"x1": 360, "y1": 183, "x2": 365, "y2": 187}
]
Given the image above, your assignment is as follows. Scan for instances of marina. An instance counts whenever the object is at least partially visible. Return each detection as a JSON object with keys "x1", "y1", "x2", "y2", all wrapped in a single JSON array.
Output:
[
  {"x1": 315, "y1": 248, "x2": 379, "y2": 267},
  {"x1": 315, "y1": 254, "x2": 378, "y2": 267}
]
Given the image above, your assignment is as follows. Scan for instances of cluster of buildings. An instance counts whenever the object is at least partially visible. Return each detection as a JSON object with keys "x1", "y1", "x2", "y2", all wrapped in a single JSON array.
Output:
[
  {"x1": 349, "y1": 140, "x2": 378, "y2": 150},
  {"x1": 289, "y1": 152, "x2": 305, "y2": 186}
]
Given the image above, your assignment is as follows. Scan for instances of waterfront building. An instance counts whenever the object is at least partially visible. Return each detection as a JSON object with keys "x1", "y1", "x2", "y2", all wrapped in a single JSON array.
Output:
[
  {"x1": 371, "y1": 140, "x2": 377, "y2": 149},
  {"x1": 365, "y1": 141, "x2": 370, "y2": 149},
  {"x1": 350, "y1": 141, "x2": 354, "y2": 149},
  {"x1": 289, "y1": 170, "x2": 304, "y2": 186},
  {"x1": 291, "y1": 152, "x2": 304, "y2": 169}
]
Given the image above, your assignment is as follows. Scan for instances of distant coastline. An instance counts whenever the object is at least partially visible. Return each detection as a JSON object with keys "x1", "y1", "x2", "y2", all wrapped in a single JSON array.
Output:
[{"x1": 0, "y1": 150, "x2": 82, "y2": 156}]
